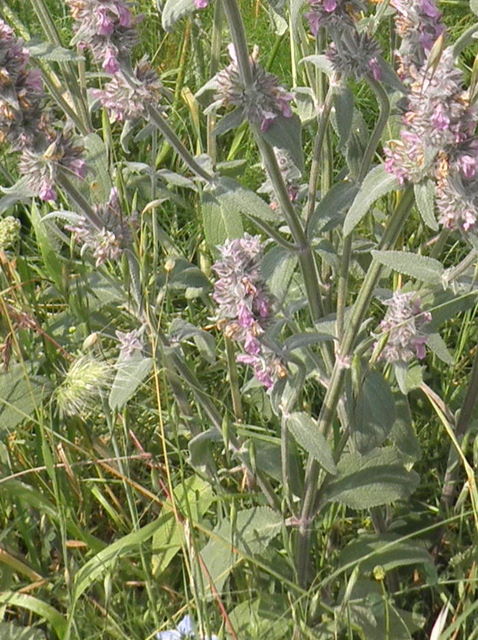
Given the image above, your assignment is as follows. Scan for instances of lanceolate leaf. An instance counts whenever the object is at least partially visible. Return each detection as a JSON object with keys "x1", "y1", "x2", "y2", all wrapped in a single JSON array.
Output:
[
  {"x1": 215, "y1": 177, "x2": 279, "y2": 222},
  {"x1": 201, "y1": 190, "x2": 244, "y2": 249},
  {"x1": 262, "y1": 114, "x2": 304, "y2": 171},
  {"x1": 471, "y1": 0, "x2": 478, "y2": 16},
  {"x1": 0, "y1": 365, "x2": 47, "y2": 433},
  {"x1": 343, "y1": 165, "x2": 399, "y2": 236},
  {"x1": 108, "y1": 353, "x2": 153, "y2": 411},
  {"x1": 353, "y1": 371, "x2": 396, "y2": 454},
  {"x1": 161, "y1": 0, "x2": 197, "y2": 31},
  {"x1": 308, "y1": 180, "x2": 359, "y2": 236},
  {"x1": 414, "y1": 180, "x2": 438, "y2": 230},
  {"x1": 325, "y1": 447, "x2": 419, "y2": 509},
  {"x1": 372, "y1": 250, "x2": 444, "y2": 284},
  {"x1": 285, "y1": 412, "x2": 337, "y2": 475}
]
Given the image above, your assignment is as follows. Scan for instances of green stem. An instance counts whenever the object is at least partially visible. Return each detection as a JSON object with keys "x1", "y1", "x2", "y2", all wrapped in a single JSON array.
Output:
[
  {"x1": 207, "y1": 0, "x2": 224, "y2": 161},
  {"x1": 296, "y1": 186, "x2": 414, "y2": 586},
  {"x1": 147, "y1": 106, "x2": 214, "y2": 183},
  {"x1": 225, "y1": 338, "x2": 243, "y2": 422},
  {"x1": 57, "y1": 172, "x2": 103, "y2": 229}
]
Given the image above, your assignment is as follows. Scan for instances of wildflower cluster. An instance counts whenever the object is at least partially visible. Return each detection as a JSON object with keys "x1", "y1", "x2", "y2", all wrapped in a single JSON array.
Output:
[
  {"x1": 0, "y1": 216, "x2": 21, "y2": 251},
  {"x1": 391, "y1": 0, "x2": 445, "y2": 77},
  {"x1": 66, "y1": 0, "x2": 139, "y2": 73},
  {"x1": 92, "y1": 57, "x2": 163, "y2": 122},
  {"x1": 305, "y1": 0, "x2": 381, "y2": 81},
  {"x1": 19, "y1": 133, "x2": 86, "y2": 202},
  {"x1": 376, "y1": 291, "x2": 431, "y2": 364},
  {"x1": 385, "y1": 0, "x2": 478, "y2": 231},
  {"x1": 65, "y1": 187, "x2": 132, "y2": 265},
  {"x1": 211, "y1": 46, "x2": 293, "y2": 132},
  {"x1": 0, "y1": 20, "x2": 47, "y2": 150},
  {"x1": 212, "y1": 234, "x2": 286, "y2": 389}
]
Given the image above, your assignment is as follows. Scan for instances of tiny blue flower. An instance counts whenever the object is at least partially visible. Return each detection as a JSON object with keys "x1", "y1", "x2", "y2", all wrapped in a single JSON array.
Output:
[{"x1": 156, "y1": 614, "x2": 219, "y2": 640}]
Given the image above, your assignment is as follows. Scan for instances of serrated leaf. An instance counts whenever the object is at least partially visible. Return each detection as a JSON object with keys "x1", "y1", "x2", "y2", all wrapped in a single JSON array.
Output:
[
  {"x1": 353, "y1": 371, "x2": 396, "y2": 454},
  {"x1": 325, "y1": 447, "x2": 419, "y2": 509},
  {"x1": 286, "y1": 412, "x2": 337, "y2": 475},
  {"x1": 372, "y1": 250, "x2": 444, "y2": 284},
  {"x1": 414, "y1": 180, "x2": 438, "y2": 230},
  {"x1": 201, "y1": 190, "x2": 244, "y2": 249},
  {"x1": 108, "y1": 353, "x2": 153, "y2": 411},
  {"x1": 161, "y1": 0, "x2": 197, "y2": 31},
  {"x1": 200, "y1": 507, "x2": 282, "y2": 594},
  {"x1": 343, "y1": 165, "x2": 399, "y2": 235},
  {"x1": 0, "y1": 365, "x2": 47, "y2": 432},
  {"x1": 215, "y1": 177, "x2": 279, "y2": 222},
  {"x1": 262, "y1": 114, "x2": 304, "y2": 171},
  {"x1": 308, "y1": 180, "x2": 359, "y2": 236}
]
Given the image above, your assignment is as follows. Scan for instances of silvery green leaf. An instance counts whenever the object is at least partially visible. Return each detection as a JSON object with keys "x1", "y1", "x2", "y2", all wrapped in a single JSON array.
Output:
[
  {"x1": 325, "y1": 447, "x2": 419, "y2": 509},
  {"x1": 169, "y1": 319, "x2": 216, "y2": 364},
  {"x1": 394, "y1": 361, "x2": 423, "y2": 395},
  {"x1": 290, "y1": 0, "x2": 306, "y2": 35},
  {"x1": 25, "y1": 39, "x2": 82, "y2": 61},
  {"x1": 215, "y1": 177, "x2": 279, "y2": 222},
  {"x1": 371, "y1": 250, "x2": 444, "y2": 284},
  {"x1": 286, "y1": 412, "x2": 337, "y2": 475},
  {"x1": 294, "y1": 87, "x2": 316, "y2": 124},
  {"x1": 214, "y1": 108, "x2": 246, "y2": 136},
  {"x1": 426, "y1": 332, "x2": 453, "y2": 364},
  {"x1": 84, "y1": 133, "x2": 112, "y2": 203},
  {"x1": 333, "y1": 85, "x2": 354, "y2": 148},
  {"x1": 109, "y1": 353, "x2": 153, "y2": 411},
  {"x1": 262, "y1": 114, "x2": 304, "y2": 171},
  {"x1": 343, "y1": 165, "x2": 399, "y2": 236},
  {"x1": 269, "y1": 5, "x2": 288, "y2": 34},
  {"x1": 353, "y1": 371, "x2": 396, "y2": 454},
  {"x1": 471, "y1": 0, "x2": 478, "y2": 16},
  {"x1": 300, "y1": 54, "x2": 334, "y2": 76},
  {"x1": 161, "y1": 0, "x2": 197, "y2": 31},
  {"x1": 0, "y1": 177, "x2": 34, "y2": 213},
  {"x1": 157, "y1": 169, "x2": 197, "y2": 190},
  {"x1": 375, "y1": 55, "x2": 406, "y2": 93},
  {"x1": 216, "y1": 159, "x2": 248, "y2": 177},
  {"x1": 414, "y1": 180, "x2": 438, "y2": 230},
  {"x1": 308, "y1": 180, "x2": 359, "y2": 237},
  {"x1": 284, "y1": 332, "x2": 334, "y2": 352},
  {"x1": 261, "y1": 246, "x2": 298, "y2": 301},
  {"x1": 201, "y1": 190, "x2": 244, "y2": 249}
]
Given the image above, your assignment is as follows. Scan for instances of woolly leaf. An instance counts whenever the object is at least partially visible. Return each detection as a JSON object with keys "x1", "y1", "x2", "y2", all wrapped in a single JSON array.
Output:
[
  {"x1": 371, "y1": 250, "x2": 444, "y2": 284},
  {"x1": 26, "y1": 39, "x2": 82, "y2": 61},
  {"x1": 215, "y1": 177, "x2": 279, "y2": 222},
  {"x1": 352, "y1": 371, "x2": 396, "y2": 454},
  {"x1": 308, "y1": 180, "x2": 359, "y2": 236},
  {"x1": 325, "y1": 447, "x2": 419, "y2": 509},
  {"x1": 286, "y1": 412, "x2": 337, "y2": 475},
  {"x1": 262, "y1": 114, "x2": 304, "y2": 171},
  {"x1": 343, "y1": 165, "x2": 398, "y2": 235},
  {"x1": 108, "y1": 353, "x2": 153, "y2": 411},
  {"x1": 414, "y1": 180, "x2": 438, "y2": 230},
  {"x1": 201, "y1": 190, "x2": 244, "y2": 249},
  {"x1": 162, "y1": 0, "x2": 197, "y2": 31}
]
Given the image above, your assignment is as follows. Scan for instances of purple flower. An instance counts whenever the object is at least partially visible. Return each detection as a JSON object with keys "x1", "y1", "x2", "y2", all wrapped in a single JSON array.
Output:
[
  {"x1": 66, "y1": 0, "x2": 139, "y2": 72},
  {"x1": 211, "y1": 46, "x2": 293, "y2": 132},
  {"x1": 194, "y1": 0, "x2": 210, "y2": 7},
  {"x1": 157, "y1": 614, "x2": 218, "y2": 640},
  {"x1": 66, "y1": 187, "x2": 133, "y2": 265},
  {"x1": 19, "y1": 133, "x2": 86, "y2": 202},
  {"x1": 305, "y1": 0, "x2": 365, "y2": 36},
  {"x1": 212, "y1": 234, "x2": 286, "y2": 389},
  {"x1": 92, "y1": 57, "x2": 163, "y2": 122},
  {"x1": 115, "y1": 328, "x2": 144, "y2": 358},
  {"x1": 376, "y1": 291, "x2": 431, "y2": 364},
  {"x1": 384, "y1": 48, "x2": 476, "y2": 185},
  {"x1": 391, "y1": 0, "x2": 444, "y2": 76},
  {"x1": 0, "y1": 19, "x2": 47, "y2": 149},
  {"x1": 326, "y1": 29, "x2": 382, "y2": 81}
]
